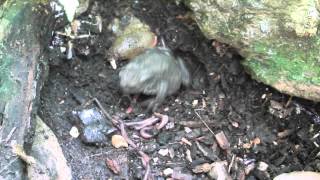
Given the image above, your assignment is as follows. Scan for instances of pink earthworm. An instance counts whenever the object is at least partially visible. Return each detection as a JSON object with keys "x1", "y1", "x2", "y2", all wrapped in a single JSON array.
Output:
[
  {"x1": 154, "y1": 112, "x2": 169, "y2": 129},
  {"x1": 125, "y1": 116, "x2": 159, "y2": 130}
]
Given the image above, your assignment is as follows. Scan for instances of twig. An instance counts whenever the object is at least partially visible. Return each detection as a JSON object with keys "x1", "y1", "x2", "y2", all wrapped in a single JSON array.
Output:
[
  {"x1": 93, "y1": 98, "x2": 113, "y2": 120},
  {"x1": 194, "y1": 109, "x2": 215, "y2": 135},
  {"x1": 55, "y1": 31, "x2": 91, "y2": 39},
  {"x1": 228, "y1": 154, "x2": 235, "y2": 173},
  {"x1": 178, "y1": 120, "x2": 217, "y2": 128},
  {"x1": 5, "y1": 127, "x2": 17, "y2": 143},
  {"x1": 285, "y1": 96, "x2": 293, "y2": 108},
  {"x1": 195, "y1": 141, "x2": 209, "y2": 157},
  {"x1": 0, "y1": 157, "x2": 19, "y2": 174}
]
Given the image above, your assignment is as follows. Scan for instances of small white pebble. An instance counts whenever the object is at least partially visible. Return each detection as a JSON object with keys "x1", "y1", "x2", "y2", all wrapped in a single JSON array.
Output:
[
  {"x1": 273, "y1": 141, "x2": 278, "y2": 146},
  {"x1": 312, "y1": 133, "x2": 320, "y2": 139},
  {"x1": 261, "y1": 94, "x2": 266, "y2": 99},
  {"x1": 158, "y1": 149, "x2": 169, "y2": 156},
  {"x1": 164, "y1": 107, "x2": 169, "y2": 112},
  {"x1": 202, "y1": 98, "x2": 207, "y2": 108},
  {"x1": 184, "y1": 127, "x2": 192, "y2": 133},
  {"x1": 257, "y1": 161, "x2": 268, "y2": 171},
  {"x1": 231, "y1": 121, "x2": 239, "y2": 128},
  {"x1": 166, "y1": 122, "x2": 175, "y2": 129},
  {"x1": 163, "y1": 168, "x2": 173, "y2": 176},
  {"x1": 98, "y1": 73, "x2": 107, "y2": 78},
  {"x1": 132, "y1": 134, "x2": 140, "y2": 139},
  {"x1": 60, "y1": 46, "x2": 66, "y2": 53},
  {"x1": 192, "y1": 100, "x2": 198, "y2": 107},
  {"x1": 69, "y1": 126, "x2": 80, "y2": 138},
  {"x1": 169, "y1": 148, "x2": 175, "y2": 158},
  {"x1": 218, "y1": 93, "x2": 225, "y2": 99},
  {"x1": 153, "y1": 157, "x2": 159, "y2": 164},
  {"x1": 186, "y1": 149, "x2": 192, "y2": 162},
  {"x1": 295, "y1": 106, "x2": 301, "y2": 114}
]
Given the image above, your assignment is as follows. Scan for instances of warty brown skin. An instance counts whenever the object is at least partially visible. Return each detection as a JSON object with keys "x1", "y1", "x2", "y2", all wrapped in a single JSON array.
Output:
[{"x1": 119, "y1": 47, "x2": 190, "y2": 112}]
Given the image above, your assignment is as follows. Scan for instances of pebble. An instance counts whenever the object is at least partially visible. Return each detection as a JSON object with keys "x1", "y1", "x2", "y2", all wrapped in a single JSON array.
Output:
[
  {"x1": 192, "y1": 100, "x2": 198, "y2": 107},
  {"x1": 158, "y1": 148, "x2": 169, "y2": 156},
  {"x1": 69, "y1": 126, "x2": 80, "y2": 138},
  {"x1": 163, "y1": 168, "x2": 173, "y2": 176},
  {"x1": 186, "y1": 149, "x2": 192, "y2": 162},
  {"x1": 153, "y1": 157, "x2": 159, "y2": 164},
  {"x1": 185, "y1": 128, "x2": 201, "y2": 139},
  {"x1": 184, "y1": 127, "x2": 192, "y2": 134},
  {"x1": 257, "y1": 161, "x2": 269, "y2": 171}
]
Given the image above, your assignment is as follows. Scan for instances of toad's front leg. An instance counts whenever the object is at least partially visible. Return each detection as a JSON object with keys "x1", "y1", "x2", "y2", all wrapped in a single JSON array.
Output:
[{"x1": 146, "y1": 81, "x2": 169, "y2": 112}]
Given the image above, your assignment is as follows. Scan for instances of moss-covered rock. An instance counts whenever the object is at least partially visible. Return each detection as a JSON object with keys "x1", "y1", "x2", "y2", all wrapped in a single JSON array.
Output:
[
  {"x1": 28, "y1": 116, "x2": 72, "y2": 180},
  {"x1": 0, "y1": 0, "x2": 52, "y2": 179},
  {"x1": 182, "y1": 0, "x2": 320, "y2": 101}
]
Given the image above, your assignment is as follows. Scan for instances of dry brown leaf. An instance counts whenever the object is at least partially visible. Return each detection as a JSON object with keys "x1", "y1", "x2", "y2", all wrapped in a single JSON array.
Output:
[
  {"x1": 215, "y1": 131, "x2": 230, "y2": 150},
  {"x1": 111, "y1": 135, "x2": 128, "y2": 148},
  {"x1": 106, "y1": 158, "x2": 121, "y2": 174},
  {"x1": 242, "y1": 143, "x2": 252, "y2": 149},
  {"x1": 252, "y1": 137, "x2": 261, "y2": 145},
  {"x1": 181, "y1": 137, "x2": 192, "y2": 146},
  {"x1": 208, "y1": 161, "x2": 232, "y2": 180},
  {"x1": 192, "y1": 163, "x2": 213, "y2": 173}
]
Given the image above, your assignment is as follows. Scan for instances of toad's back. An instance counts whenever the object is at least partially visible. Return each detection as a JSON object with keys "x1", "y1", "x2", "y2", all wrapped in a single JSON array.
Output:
[{"x1": 119, "y1": 47, "x2": 189, "y2": 95}]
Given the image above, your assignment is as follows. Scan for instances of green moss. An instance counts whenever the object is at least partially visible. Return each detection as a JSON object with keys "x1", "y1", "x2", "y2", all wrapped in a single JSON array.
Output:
[
  {"x1": 184, "y1": 0, "x2": 320, "y2": 100},
  {"x1": 0, "y1": 0, "x2": 47, "y2": 101},
  {"x1": 244, "y1": 38, "x2": 320, "y2": 85},
  {"x1": 0, "y1": 45, "x2": 17, "y2": 101},
  {"x1": 0, "y1": 3, "x2": 24, "y2": 101}
]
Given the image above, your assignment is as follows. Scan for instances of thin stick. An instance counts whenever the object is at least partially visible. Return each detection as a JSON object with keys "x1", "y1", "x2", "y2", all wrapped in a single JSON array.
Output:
[
  {"x1": 228, "y1": 154, "x2": 235, "y2": 173},
  {"x1": 194, "y1": 109, "x2": 215, "y2": 135},
  {"x1": 93, "y1": 98, "x2": 113, "y2": 120},
  {"x1": 0, "y1": 157, "x2": 19, "y2": 174},
  {"x1": 160, "y1": 37, "x2": 166, "y2": 48},
  {"x1": 5, "y1": 127, "x2": 17, "y2": 143},
  {"x1": 285, "y1": 96, "x2": 293, "y2": 108}
]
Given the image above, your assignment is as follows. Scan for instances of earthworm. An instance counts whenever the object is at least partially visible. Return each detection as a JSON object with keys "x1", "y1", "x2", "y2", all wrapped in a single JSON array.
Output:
[
  {"x1": 139, "y1": 126, "x2": 154, "y2": 139},
  {"x1": 154, "y1": 112, "x2": 169, "y2": 129},
  {"x1": 125, "y1": 116, "x2": 159, "y2": 130},
  {"x1": 126, "y1": 113, "x2": 169, "y2": 138},
  {"x1": 112, "y1": 117, "x2": 152, "y2": 179}
]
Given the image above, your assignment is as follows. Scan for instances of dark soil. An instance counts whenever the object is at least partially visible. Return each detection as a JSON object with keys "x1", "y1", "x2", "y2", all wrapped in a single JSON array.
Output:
[{"x1": 39, "y1": 0, "x2": 320, "y2": 179}]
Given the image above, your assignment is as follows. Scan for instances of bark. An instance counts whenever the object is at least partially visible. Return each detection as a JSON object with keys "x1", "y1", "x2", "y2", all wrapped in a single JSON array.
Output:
[{"x1": 0, "y1": 0, "x2": 53, "y2": 179}]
